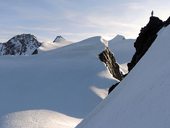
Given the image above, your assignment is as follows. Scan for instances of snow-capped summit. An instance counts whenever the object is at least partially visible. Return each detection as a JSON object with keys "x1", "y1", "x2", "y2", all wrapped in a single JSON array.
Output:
[
  {"x1": 111, "y1": 34, "x2": 125, "y2": 41},
  {"x1": 0, "y1": 34, "x2": 41, "y2": 55},
  {"x1": 53, "y1": 35, "x2": 66, "y2": 43},
  {"x1": 39, "y1": 36, "x2": 73, "y2": 52}
]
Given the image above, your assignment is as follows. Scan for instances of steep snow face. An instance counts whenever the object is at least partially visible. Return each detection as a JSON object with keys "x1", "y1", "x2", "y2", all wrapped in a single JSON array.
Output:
[
  {"x1": 0, "y1": 34, "x2": 41, "y2": 55},
  {"x1": 0, "y1": 110, "x2": 81, "y2": 128},
  {"x1": 0, "y1": 36, "x2": 115, "y2": 127},
  {"x1": 76, "y1": 26, "x2": 170, "y2": 128}
]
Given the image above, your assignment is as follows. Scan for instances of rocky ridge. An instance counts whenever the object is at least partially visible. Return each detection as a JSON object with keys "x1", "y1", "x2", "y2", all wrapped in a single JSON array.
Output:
[
  {"x1": 99, "y1": 47, "x2": 123, "y2": 81},
  {"x1": 0, "y1": 34, "x2": 41, "y2": 55},
  {"x1": 128, "y1": 16, "x2": 170, "y2": 71}
]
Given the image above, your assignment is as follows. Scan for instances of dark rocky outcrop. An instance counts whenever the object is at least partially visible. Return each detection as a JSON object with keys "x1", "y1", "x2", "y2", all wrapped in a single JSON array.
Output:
[
  {"x1": 108, "y1": 16, "x2": 170, "y2": 94},
  {"x1": 128, "y1": 16, "x2": 170, "y2": 71},
  {"x1": 32, "y1": 49, "x2": 39, "y2": 55},
  {"x1": 128, "y1": 16, "x2": 165, "y2": 71},
  {"x1": 53, "y1": 36, "x2": 65, "y2": 43},
  {"x1": 0, "y1": 34, "x2": 41, "y2": 55},
  {"x1": 164, "y1": 16, "x2": 170, "y2": 27},
  {"x1": 99, "y1": 47, "x2": 123, "y2": 81},
  {"x1": 108, "y1": 82, "x2": 119, "y2": 94}
]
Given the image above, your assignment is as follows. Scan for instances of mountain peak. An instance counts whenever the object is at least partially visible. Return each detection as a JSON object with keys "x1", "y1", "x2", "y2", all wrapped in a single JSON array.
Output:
[
  {"x1": 53, "y1": 36, "x2": 66, "y2": 43},
  {"x1": 113, "y1": 35, "x2": 125, "y2": 41},
  {"x1": 0, "y1": 34, "x2": 41, "y2": 55}
]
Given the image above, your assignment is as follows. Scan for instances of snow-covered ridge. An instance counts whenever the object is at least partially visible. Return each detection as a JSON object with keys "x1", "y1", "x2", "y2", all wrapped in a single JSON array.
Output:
[{"x1": 39, "y1": 35, "x2": 73, "y2": 52}]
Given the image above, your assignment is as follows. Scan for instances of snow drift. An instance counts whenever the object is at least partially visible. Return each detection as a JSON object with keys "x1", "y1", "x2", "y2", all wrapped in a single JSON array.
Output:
[{"x1": 0, "y1": 110, "x2": 81, "y2": 128}]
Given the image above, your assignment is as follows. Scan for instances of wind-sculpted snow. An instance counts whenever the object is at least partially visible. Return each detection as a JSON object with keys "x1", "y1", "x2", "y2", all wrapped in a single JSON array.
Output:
[{"x1": 0, "y1": 110, "x2": 81, "y2": 128}]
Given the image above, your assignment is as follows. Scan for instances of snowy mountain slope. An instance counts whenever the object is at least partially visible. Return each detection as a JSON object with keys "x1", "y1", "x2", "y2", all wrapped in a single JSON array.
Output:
[
  {"x1": 38, "y1": 41, "x2": 71, "y2": 52},
  {"x1": 108, "y1": 35, "x2": 135, "y2": 74},
  {"x1": 76, "y1": 26, "x2": 170, "y2": 128},
  {"x1": 0, "y1": 36, "x2": 116, "y2": 127}
]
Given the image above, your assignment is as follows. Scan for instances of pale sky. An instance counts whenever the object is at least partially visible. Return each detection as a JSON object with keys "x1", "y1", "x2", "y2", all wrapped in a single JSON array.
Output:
[{"x1": 0, "y1": 0, "x2": 170, "y2": 42}]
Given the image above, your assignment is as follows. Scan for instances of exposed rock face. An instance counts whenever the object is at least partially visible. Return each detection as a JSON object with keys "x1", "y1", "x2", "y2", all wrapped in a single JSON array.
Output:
[
  {"x1": 128, "y1": 16, "x2": 164, "y2": 71},
  {"x1": 164, "y1": 16, "x2": 170, "y2": 27},
  {"x1": 53, "y1": 36, "x2": 65, "y2": 43},
  {"x1": 99, "y1": 47, "x2": 123, "y2": 81},
  {"x1": 0, "y1": 34, "x2": 41, "y2": 55}
]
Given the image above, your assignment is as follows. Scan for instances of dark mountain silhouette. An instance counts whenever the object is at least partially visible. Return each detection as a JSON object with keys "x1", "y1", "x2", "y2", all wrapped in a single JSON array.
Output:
[{"x1": 128, "y1": 16, "x2": 170, "y2": 71}]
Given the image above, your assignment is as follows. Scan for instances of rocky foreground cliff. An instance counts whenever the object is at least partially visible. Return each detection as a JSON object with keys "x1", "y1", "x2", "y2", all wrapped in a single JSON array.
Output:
[{"x1": 128, "y1": 16, "x2": 170, "y2": 71}]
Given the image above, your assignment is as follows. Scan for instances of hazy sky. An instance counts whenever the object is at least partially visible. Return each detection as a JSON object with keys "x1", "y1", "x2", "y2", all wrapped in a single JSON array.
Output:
[{"x1": 0, "y1": 0, "x2": 170, "y2": 42}]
